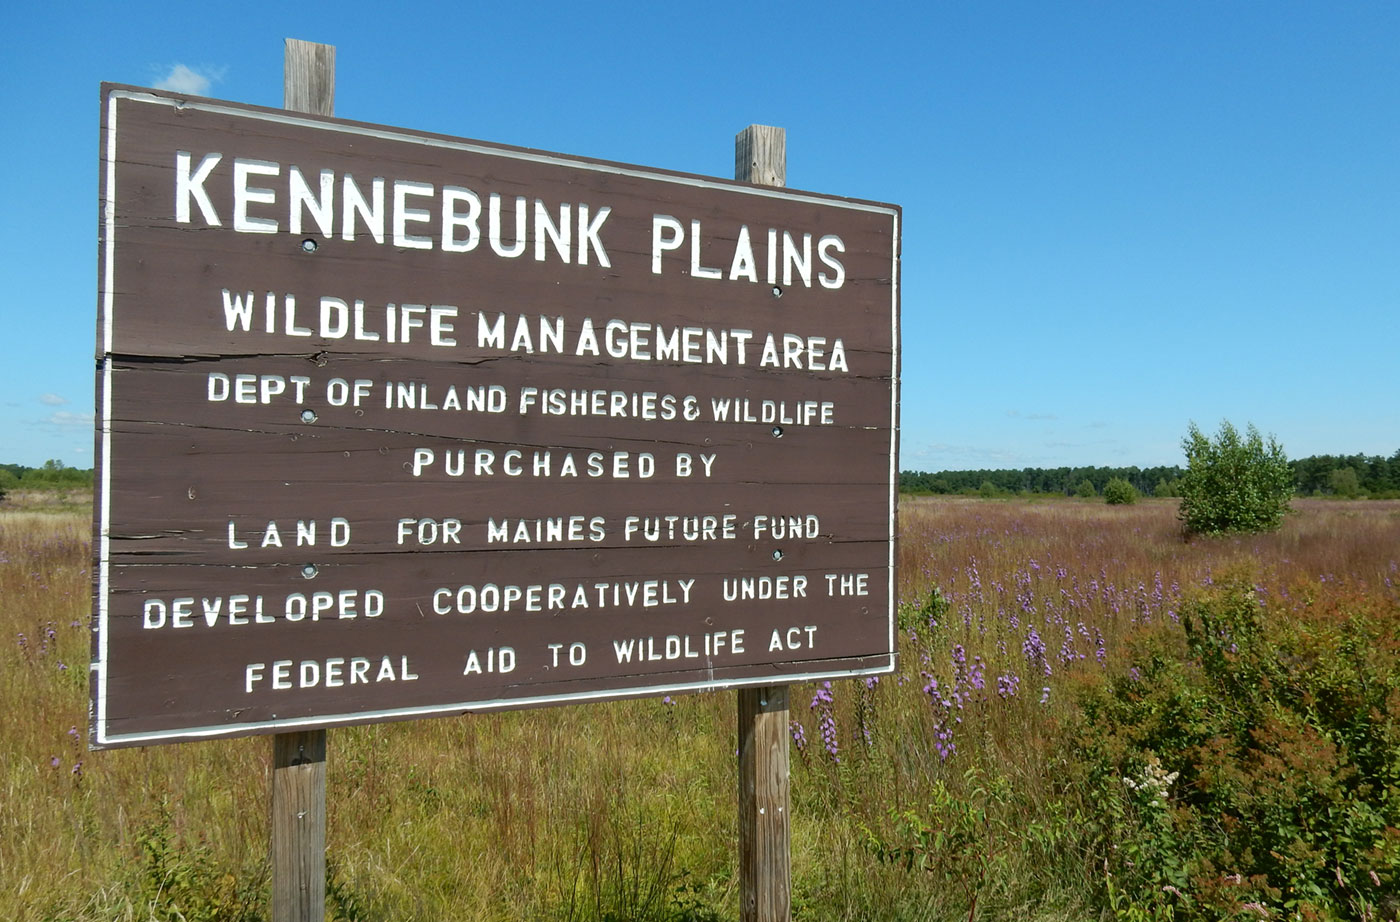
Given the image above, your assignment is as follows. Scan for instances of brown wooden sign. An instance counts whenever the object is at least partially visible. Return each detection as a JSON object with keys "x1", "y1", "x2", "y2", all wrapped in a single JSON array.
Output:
[{"x1": 93, "y1": 85, "x2": 901, "y2": 748}]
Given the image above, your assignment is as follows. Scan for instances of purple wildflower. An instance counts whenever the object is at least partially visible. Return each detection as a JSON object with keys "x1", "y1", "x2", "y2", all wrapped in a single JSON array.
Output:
[
  {"x1": 921, "y1": 673, "x2": 958, "y2": 761},
  {"x1": 810, "y1": 681, "x2": 839, "y2": 762},
  {"x1": 1023, "y1": 627, "x2": 1051, "y2": 676},
  {"x1": 1059, "y1": 624, "x2": 1081, "y2": 667},
  {"x1": 967, "y1": 657, "x2": 986, "y2": 692}
]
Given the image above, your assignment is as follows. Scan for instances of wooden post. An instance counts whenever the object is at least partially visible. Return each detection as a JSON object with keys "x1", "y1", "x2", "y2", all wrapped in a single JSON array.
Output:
[
  {"x1": 735, "y1": 124, "x2": 786, "y2": 188},
  {"x1": 736, "y1": 124, "x2": 791, "y2": 922},
  {"x1": 272, "y1": 729, "x2": 327, "y2": 921},
  {"x1": 284, "y1": 38, "x2": 335, "y2": 116},
  {"x1": 738, "y1": 684, "x2": 791, "y2": 922},
  {"x1": 271, "y1": 39, "x2": 333, "y2": 922}
]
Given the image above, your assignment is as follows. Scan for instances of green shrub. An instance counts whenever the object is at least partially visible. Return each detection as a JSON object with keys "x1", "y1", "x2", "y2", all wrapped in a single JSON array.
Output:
[
  {"x1": 1178, "y1": 421, "x2": 1293, "y2": 535},
  {"x1": 17, "y1": 460, "x2": 92, "y2": 492},
  {"x1": 1075, "y1": 479, "x2": 1097, "y2": 499},
  {"x1": 978, "y1": 480, "x2": 998, "y2": 499},
  {"x1": 1103, "y1": 478, "x2": 1137, "y2": 505},
  {"x1": 1153, "y1": 477, "x2": 1180, "y2": 498},
  {"x1": 862, "y1": 767, "x2": 1026, "y2": 909},
  {"x1": 1329, "y1": 467, "x2": 1362, "y2": 499},
  {"x1": 131, "y1": 808, "x2": 265, "y2": 922},
  {"x1": 1069, "y1": 574, "x2": 1400, "y2": 920},
  {"x1": 898, "y1": 584, "x2": 950, "y2": 633}
]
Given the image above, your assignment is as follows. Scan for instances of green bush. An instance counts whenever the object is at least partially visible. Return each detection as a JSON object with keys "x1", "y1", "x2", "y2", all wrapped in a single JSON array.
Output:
[
  {"x1": 19, "y1": 459, "x2": 93, "y2": 490},
  {"x1": 1103, "y1": 478, "x2": 1138, "y2": 505},
  {"x1": 1329, "y1": 467, "x2": 1362, "y2": 499},
  {"x1": 131, "y1": 809, "x2": 265, "y2": 922},
  {"x1": 1075, "y1": 478, "x2": 1097, "y2": 499},
  {"x1": 1069, "y1": 574, "x2": 1400, "y2": 920},
  {"x1": 1178, "y1": 421, "x2": 1293, "y2": 535}
]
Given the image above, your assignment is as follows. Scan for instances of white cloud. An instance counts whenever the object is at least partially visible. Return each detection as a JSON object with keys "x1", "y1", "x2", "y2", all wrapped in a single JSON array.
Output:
[
  {"x1": 903, "y1": 441, "x2": 1025, "y2": 468},
  {"x1": 153, "y1": 63, "x2": 221, "y2": 96},
  {"x1": 39, "y1": 393, "x2": 68, "y2": 406},
  {"x1": 1045, "y1": 438, "x2": 1118, "y2": 451},
  {"x1": 45, "y1": 410, "x2": 94, "y2": 429}
]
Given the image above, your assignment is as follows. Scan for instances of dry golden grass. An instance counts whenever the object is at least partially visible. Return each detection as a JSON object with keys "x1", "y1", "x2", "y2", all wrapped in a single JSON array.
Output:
[
  {"x1": 900, "y1": 496, "x2": 1400, "y2": 596},
  {"x1": 1, "y1": 495, "x2": 1396, "y2": 920},
  {"x1": 1, "y1": 501, "x2": 738, "y2": 920}
]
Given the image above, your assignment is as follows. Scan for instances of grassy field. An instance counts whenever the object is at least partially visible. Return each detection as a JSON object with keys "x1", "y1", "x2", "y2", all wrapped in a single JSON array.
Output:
[{"x1": 2, "y1": 494, "x2": 1397, "y2": 921}]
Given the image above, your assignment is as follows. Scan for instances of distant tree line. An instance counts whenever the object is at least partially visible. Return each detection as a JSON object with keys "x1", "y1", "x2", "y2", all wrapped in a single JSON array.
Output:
[
  {"x1": 901, "y1": 449, "x2": 1400, "y2": 499},
  {"x1": 900, "y1": 465, "x2": 1185, "y2": 498},
  {"x1": 0, "y1": 459, "x2": 94, "y2": 498},
  {"x1": 1290, "y1": 452, "x2": 1400, "y2": 498}
]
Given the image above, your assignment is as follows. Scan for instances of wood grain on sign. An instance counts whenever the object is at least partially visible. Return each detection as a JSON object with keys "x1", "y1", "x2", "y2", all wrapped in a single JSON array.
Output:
[{"x1": 93, "y1": 86, "x2": 900, "y2": 747}]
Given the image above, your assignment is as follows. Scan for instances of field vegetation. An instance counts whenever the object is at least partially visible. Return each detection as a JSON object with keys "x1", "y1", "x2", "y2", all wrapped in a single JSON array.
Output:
[
  {"x1": 2, "y1": 492, "x2": 1397, "y2": 921},
  {"x1": 0, "y1": 462, "x2": 94, "y2": 516}
]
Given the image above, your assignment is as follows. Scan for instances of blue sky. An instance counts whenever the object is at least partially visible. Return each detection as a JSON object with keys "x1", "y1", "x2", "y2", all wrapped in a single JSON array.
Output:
[{"x1": 2, "y1": 1, "x2": 1396, "y2": 472}]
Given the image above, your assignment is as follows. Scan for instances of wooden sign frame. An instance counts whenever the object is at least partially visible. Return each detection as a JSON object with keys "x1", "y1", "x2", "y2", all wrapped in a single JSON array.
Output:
[{"x1": 93, "y1": 82, "x2": 900, "y2": 750}]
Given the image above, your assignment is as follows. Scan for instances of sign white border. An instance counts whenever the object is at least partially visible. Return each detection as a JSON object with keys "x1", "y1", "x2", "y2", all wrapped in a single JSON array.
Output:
[{"x1": 94, "y1": 89, "x2": 901, "y2": 747}]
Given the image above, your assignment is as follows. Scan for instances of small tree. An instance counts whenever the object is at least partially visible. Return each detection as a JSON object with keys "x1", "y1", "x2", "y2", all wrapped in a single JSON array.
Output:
[
  {"x1": 1075, "y1": 478, "x2": 1096, "y2": 499},
  {"x1": 1178, "y1": 421, "x2": 1293, "y2": 535},
  {"x1": 1328, "y1": 467, "x2": 1361, "y2": 499},
  {"x1": 1103, "y1": 477, "x2": 1138, "y2": 505}
]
